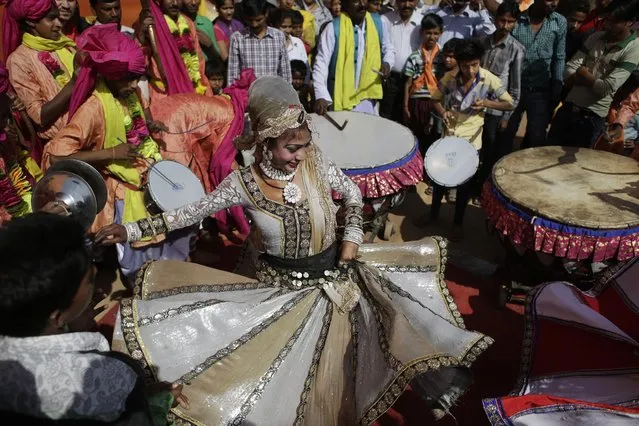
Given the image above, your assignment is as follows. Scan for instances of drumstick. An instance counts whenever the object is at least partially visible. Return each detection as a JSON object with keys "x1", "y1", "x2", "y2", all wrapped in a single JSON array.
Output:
[
  {"x1": 116, "y1": 137, "x2": 179, "y2": 189},
  {"x1": 323, "y1": 113, "x2": 348, "y2": 131}
]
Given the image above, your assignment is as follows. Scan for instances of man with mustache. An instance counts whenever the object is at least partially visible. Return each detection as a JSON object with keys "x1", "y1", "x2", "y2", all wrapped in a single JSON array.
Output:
[
  {"x1": 379, "y1": 0, "x2": 423, "y2": 122},
  {"x1": 313, "y1": 0, "x2": 396, "y2": 115},
  {"x1": 83, "y1": 0, "x2": 135, "y2": 38}
]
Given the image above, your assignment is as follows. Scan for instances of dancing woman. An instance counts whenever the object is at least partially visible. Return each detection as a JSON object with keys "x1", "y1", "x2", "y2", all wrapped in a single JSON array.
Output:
[{"x1": 97, "y1": 76, "x2": 493, "y2": 425}]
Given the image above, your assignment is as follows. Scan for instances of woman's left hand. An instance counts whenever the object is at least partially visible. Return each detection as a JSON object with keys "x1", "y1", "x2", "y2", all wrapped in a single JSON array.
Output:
[{"x1": 339, "y1": 241, "x2": 359, "y2": 265}]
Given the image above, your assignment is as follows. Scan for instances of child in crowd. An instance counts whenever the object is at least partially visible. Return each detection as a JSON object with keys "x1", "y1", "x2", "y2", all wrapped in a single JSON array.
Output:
[
  {"x1": 403, "y1": 14, "x2": 444, "y2": 154},
  {"x1": 622, "y1": 111, "x2": 639, "y2": 156},
  {"x1": 213, "y1": 0, "x2": 245, "y2": 46},
  {"x1": 329, "y1": 0, "x2": 341, "y2": 17},
  {"x1": 279, "y1": 0, "x2": 316, "y2": 49},
  {"x1": 437, "y1": 38, "x2": 461, "y2": 79},
  {"x1": 291, "y1": 59, "x2": 315, "y2": 111},
  {"x1": 291, "y1": 10, "x2": 312, "y2": 54},
  {"x1": 269, "y1": 9, "x2": 310, "y2": 64},
  {"x1": 415, "y1": 39, "x2": 514, "y2": 241},
  {"x1": 564, "y1": 0, "x2": 591, "y2": 59},
  {"x1": 205, "y1": 60, "x2": 226, "y2": 94},
  {"x1": 367, "y1": 0, "x2": 382, "y2": 14},
  {"x1": 478, "y1": 1, "x2": 524, "y2": 196}
]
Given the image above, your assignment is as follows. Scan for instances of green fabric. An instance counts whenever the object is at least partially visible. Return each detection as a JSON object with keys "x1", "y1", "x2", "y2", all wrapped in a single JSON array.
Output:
[
  {"x1": 195, "y1": 15, "x2": 220, "y2": 60},
  {"x1": 147, "y1": 391, "x2": 174, "y2": 426}
]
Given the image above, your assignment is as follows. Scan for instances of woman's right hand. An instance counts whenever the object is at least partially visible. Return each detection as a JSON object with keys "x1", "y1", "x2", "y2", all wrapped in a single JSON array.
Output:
[{"x1": 95, "y1": 224, "x2": 128, "y2": 245}]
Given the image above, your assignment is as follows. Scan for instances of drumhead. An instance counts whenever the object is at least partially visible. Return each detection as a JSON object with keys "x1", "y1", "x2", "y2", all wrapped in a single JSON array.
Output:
[
  {"x1": 310, "y1": 112, "x2": 416, "y2": 170},
  {"x1": 147, "y1": 160, "x2": 205, "y2": 212},
  {"x1": 425, "y1": 136, "x2": 479, "y2": 187},
  {"x1": 493, "y1": 147, "x2": 639, "y2": 229}
]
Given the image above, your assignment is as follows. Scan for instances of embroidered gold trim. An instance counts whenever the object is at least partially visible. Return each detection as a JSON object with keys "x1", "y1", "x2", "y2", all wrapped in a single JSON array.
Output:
[
  {"x1": 229, "y1": 301, "x2": 316, "y2": 425},
  {"x1": 361, "y1": 335, "x2": 495, "y2": 425},
  {"x1": 240, "y1": 167, "x2": 312, "y2": 259},
  {"x1": 137, "y1": 298, "x2": 223, "y2": 326},
  {"x1": 294, "y1": 301, "x2": 333, "y2": 425},
  {"x1": 177, "y1": 290, "x2": 313, "y2": 384}
]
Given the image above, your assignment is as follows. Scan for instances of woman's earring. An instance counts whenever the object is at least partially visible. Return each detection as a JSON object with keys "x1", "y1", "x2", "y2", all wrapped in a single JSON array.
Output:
[{"x1": 262, "y1": 144, "x2": 273, "y2": 161}]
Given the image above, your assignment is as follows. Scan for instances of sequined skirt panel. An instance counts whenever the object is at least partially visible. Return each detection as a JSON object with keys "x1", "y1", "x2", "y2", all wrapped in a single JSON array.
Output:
[{"x1": 113, "y1": 238, "x2": 493, "y2": 425}]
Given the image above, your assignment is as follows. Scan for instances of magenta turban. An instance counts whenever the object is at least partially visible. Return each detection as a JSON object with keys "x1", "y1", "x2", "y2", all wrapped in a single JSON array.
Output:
[
  {"x1": 0, "y1": 61, "x2": 9, "y2": 96},
  {"x1": 2, "y1": 0, "x2": 56, "y2": 60},
  {"x1": 68, "y1": 24, "x2": 147, "y2": 119}
]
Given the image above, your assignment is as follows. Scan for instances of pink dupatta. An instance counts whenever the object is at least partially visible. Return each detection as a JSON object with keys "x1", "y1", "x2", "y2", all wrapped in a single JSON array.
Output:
[{"x1": 209, "y1": 69, "x2": 255, "y2": 237}]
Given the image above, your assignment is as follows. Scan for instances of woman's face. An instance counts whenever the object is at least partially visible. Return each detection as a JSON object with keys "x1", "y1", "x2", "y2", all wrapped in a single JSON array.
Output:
[
  {"x1": 280, "y1": 0, "x2": 296, "y2": 10},
  {"x1": 219, "y1": 0, "x2": 235, "y2": 21},
  {"x1": 28, "y1": 7, "x2": 63, "y2": 40},
  {"x1": 56, "y1": 0, "x2": 77, "y2": 23},
  {"x1": 268, "y1": 124, "x2": 312, "y2": 173}
]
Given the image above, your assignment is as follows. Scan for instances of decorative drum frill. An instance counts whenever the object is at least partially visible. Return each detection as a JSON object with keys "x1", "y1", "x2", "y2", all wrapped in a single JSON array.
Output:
[
  {"x1": 311, "y1": 111, "x2": 423, "y2": 199},
  {"x1": 482, "y1": 147, "x2": 639, "y2": 262}
]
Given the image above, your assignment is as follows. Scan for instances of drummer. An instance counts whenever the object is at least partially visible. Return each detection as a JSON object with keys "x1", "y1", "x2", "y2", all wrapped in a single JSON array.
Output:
[
  {"x1": 43, "y1": 25, "x2": 193, "y2": 282},
  {"x1": 415, "y1": 39, "x2": 514, "y2": 241}
]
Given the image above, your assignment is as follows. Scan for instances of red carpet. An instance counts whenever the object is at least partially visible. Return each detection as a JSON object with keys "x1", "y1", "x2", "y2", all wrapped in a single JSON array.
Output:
[{"x1": 97, "y1": 238, "x2": 525, "y2": 425}]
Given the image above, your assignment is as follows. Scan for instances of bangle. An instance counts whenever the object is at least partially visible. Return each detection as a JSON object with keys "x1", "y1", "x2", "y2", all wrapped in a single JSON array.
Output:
[{"x1": 111, "y1": 147, "x2": 115, "y2": 161}]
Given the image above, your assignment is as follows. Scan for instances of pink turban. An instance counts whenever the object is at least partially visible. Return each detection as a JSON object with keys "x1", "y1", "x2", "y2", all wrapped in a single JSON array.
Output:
[
  {"x1": 1, "y1": 0, "x2": 56, "y2": 60},
  {"x1": 68, "y1": 24, "x2": 147, "y2": 119},
  {"x1": 0, "y1": 61, "x2": 9, "y2": 96}
]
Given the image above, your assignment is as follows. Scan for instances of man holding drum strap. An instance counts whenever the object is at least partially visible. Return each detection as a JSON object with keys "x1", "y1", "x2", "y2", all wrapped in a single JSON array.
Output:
[{"x1": 416, "y1": 39, "x2": 514, "y2": 241}]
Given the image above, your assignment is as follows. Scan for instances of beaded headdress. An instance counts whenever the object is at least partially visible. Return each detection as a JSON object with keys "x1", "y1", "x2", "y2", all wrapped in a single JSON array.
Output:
[{"x1": 235, "y1": 76, "x2": 310, "y2": 150}]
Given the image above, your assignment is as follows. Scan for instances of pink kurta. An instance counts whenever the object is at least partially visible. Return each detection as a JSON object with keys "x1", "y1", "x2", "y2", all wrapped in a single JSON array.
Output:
[
  {"x1": 7, "y1": 44, "x2": 73, "y2": 142},
  {"x1": 141, "y1": 15, "x2": 213, "y2": 105},
  {"x1": 149, "y1": 93, "x2": 234, "y2": 192}
]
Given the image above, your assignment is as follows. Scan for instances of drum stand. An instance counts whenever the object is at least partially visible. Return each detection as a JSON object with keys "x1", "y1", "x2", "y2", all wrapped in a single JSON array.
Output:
[{"x1": 491, "y1": 229, "x2": 597, "y2": 308}]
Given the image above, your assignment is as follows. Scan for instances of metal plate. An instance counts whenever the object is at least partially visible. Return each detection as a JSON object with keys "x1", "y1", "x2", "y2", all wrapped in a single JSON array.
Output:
[{"x1": 49, "y1": 159, "x2": 107, "y2": 214}]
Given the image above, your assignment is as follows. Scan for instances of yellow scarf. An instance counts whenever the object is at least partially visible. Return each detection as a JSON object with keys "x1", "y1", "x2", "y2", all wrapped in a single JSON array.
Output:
[
  {"x1": 333, "y1": 12, "x2": 382, "y2": 111},
  {"x1": 22, "y1": 33, "x2": 75, "y2": 76},
  {"x1": 94, "y1": 81, "x2": 161, "y2": 236}
]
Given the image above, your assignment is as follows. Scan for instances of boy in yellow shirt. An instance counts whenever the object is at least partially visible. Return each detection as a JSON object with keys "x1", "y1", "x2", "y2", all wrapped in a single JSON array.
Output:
[{"x1": 416, "y1": 39, "x2": 514, "y2": 241}]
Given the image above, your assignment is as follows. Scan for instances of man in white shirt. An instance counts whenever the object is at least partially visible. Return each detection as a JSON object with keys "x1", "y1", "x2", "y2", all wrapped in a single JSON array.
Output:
[
  {"x1": 86, "y1": 0, "x2": 135, "y2": 37},
  {"x1": 313, "y1": 0, "x2": 396, "y2": 115},
  {"x1": 424, "y1": 0, "x2": 495, "y2": 46},
  {"x1": 380, "y1": 0, "x2": 423, "y2": 121}
]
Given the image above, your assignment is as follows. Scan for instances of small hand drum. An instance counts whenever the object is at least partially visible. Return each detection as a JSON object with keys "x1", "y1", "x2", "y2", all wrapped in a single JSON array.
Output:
[
  {"x1": 145, "y1": 160, "x2": 205, "y2": 212},
  {"x1": 424, "y1": 136, "x2": 479, "y2": 187}
]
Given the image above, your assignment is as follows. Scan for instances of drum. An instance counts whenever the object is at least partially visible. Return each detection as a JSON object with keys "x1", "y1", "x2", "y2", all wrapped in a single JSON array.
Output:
[
  {"x1": 144, "y1": 160, "x2": 205, "y2": 213},
  {"x1": 483, "y1": 147, "x2": 639, "y2": 305},
  {"x1": 311, "y1": 111, "x2": 423, "y2": 240},
  {"x1": 424, "y1": 136, "x2": 479, "y2": 187}
]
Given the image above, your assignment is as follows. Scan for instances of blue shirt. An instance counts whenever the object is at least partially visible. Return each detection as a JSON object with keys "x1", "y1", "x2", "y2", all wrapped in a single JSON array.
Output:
[
  {"x1": 423, "y1": 5, "x2": 495, "y2": 47},
  {"x1": 512, "y1": 11, "x2": 567, "y2": 91}
]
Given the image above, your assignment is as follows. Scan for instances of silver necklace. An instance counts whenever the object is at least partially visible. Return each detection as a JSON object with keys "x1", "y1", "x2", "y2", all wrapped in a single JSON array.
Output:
[{"x1": 259, "y1": 150, "x2": 302, "y2": 205}]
